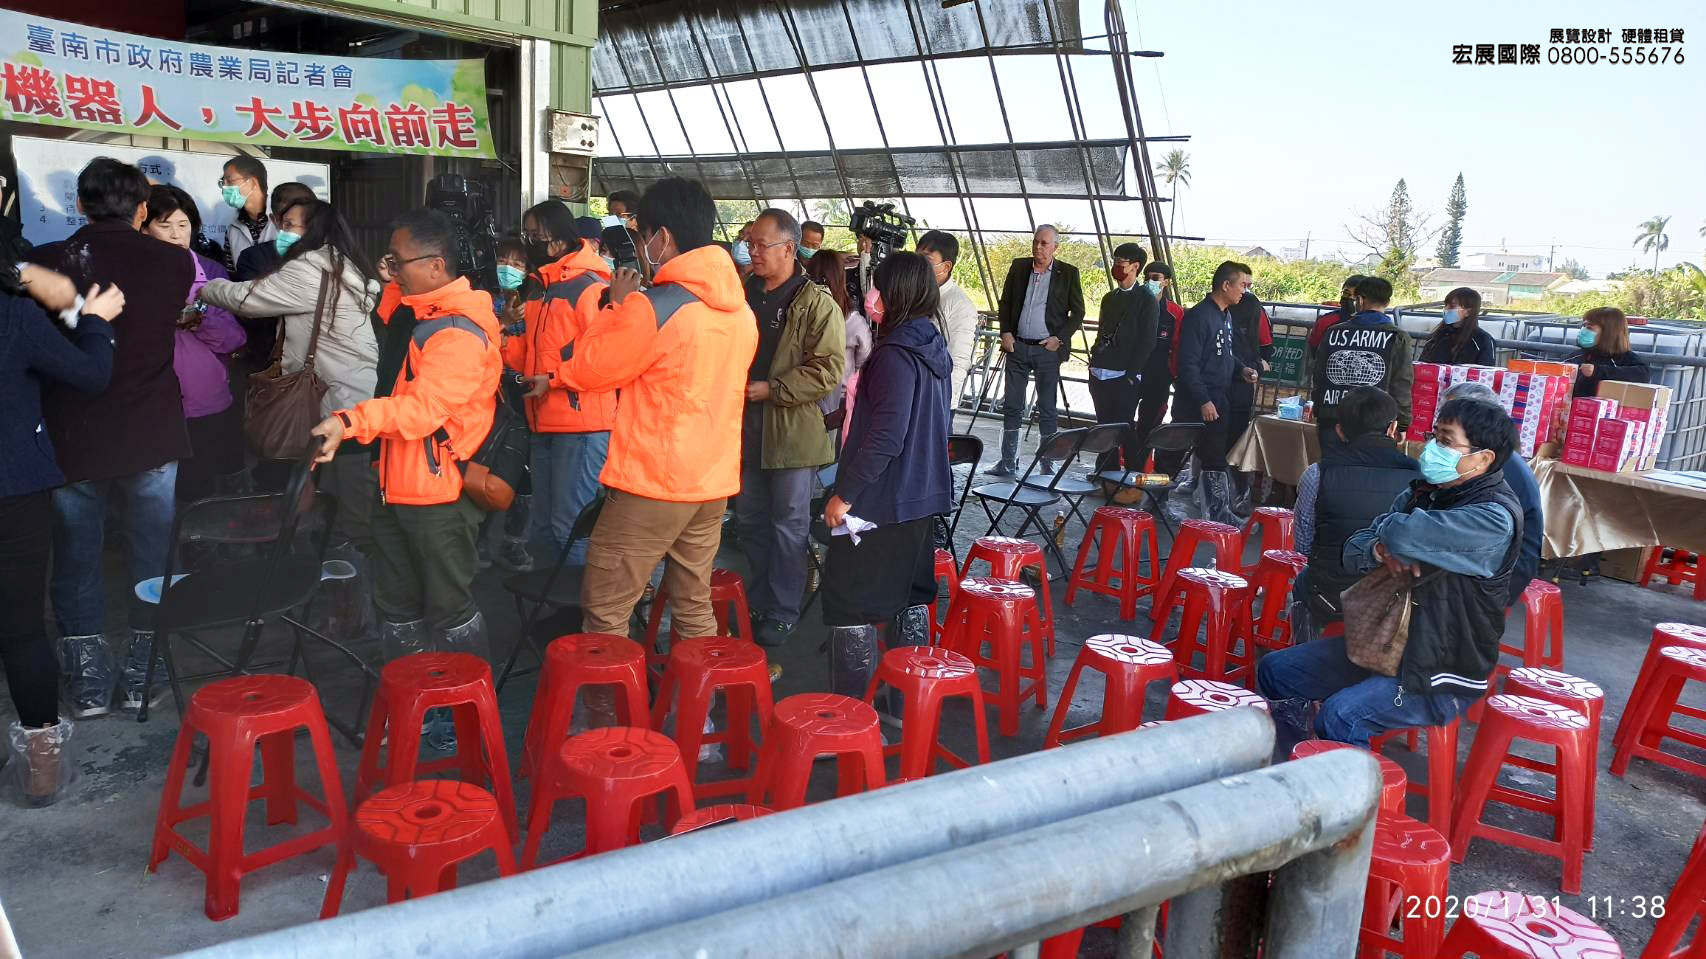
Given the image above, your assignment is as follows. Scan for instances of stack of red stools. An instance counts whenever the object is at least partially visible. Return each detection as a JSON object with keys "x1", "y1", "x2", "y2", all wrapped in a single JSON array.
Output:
[
  {"x1": 1045, "y1": 635, "x2": 1174, "y2": 747},
  {"x1": 1151, "y1": 519, "x2": 1242, "y2": 611},
  {"x1": 1612, "y1": 644, "x2": 1706, "y2": 783},
  {"x1": 1248, "y1": 549, "x2": 1307, "y2": 651},
  {"x1": 940, "y1": 576, "x2": 1049, "y2": 736},
  {"x1": 1064, "y1": 506, "x2": 1160, "y2": 621},
  {"x1": 931, "y1": 548, "x2": 959, "y2": 644},
  {"x1": 962, "y1": 536, "x2": 1056, "y2": 655},
  {"x1": 1641, "y1": 545, "x2": 1706, "y2": 601},
  {"x1": 1648, "y1": 821, "x2": 1706, "y2": 958},
  {"x1": 1436, "y1": 891, "x2": 1618, "y2": 958},
  {"x1": 522, "y1": 726, "x2": 695, "y2": 866},
  {"x1": 651, "y1": 636, "x2": 775, "y2": 799},
  {"x1": 669, "y1": 803, "x2": 774, "y2": 837},
  {"x1": 642, "y1": 567, "x2": 755, "y2": 670},
  {"x1": 864, "y1": 646, "x2": 989, "y2": 779},
  {"x1": 520, "y1": 633, "x2": 650, "y2": 781},
  {"x1": 1370, "y1": 719, "x2": 1461, "y2": 839},
  {"x1": 150, "y1": 675, "x2": 348, "y2": 921},
  {"x1": 1149, "y1": 567, "x2": 1253, "y2": 686},
  {"x1": 1238, "y1": 507, "x2": 1295, "y2": 572},
  {"x1": 749, "y1": 693, "x2": 886, "y2": 810},
  {"x1": 321, "y1": 779, "x2": 515, "y2": 917},
  {"x1": 1451, "y1": 695, "x2": 1593, "y2": 894}
]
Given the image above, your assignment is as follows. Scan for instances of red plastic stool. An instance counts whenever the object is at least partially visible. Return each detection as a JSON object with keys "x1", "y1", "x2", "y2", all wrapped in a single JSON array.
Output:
[
  {"x1": 1239, "y1": 507, "x2": 1296, "y2": 570},
  {"x1": 1290, "y1": 740, "x2": 1407, "y2": 813},
  {"x1": 1450, "y1": 695, "x2": 1592, "y2": 894},
  {"x1": 320, "y1": 780, "x2": 515, "y2": 917},
  {"x1": 1612, "y1": 645, "x2": 1706, "y2": 784},
  {"x1": 931, "y1": 548, "x2": 960, "y2": 643},
  {"x1": 1163, "y1": 679, "x2": 1267, "y2": 720},
  {"x1": 1613, "y1": 622, "x2": 1706, "y2": 753},
  {"x1": 1641, "y1": 545, "x2": 1706, "y2": 600},
  {"x1": 1358, "y1": 810, "x2": 1452, "y2": 959},
  {"x1": 520, "y1": 634, "x2": 649, "y2": 781},
  {"x1": 1064, "y1": 506, "x2": 1160, "y2": 621},
  {"x1": 521, "y1": 726, "x2": 694, "y2": 866},
  {"x1": 962, "y1": 536, "x2": 1056, "y2": 655},
  {"x1": 1371, "y1": 720, "x2": 1461, "y2": 841},
  {"x1": 1648, "y1": 822, "x2": 1706, "y2": 959},
  {"x1": 749, "y1": 693, "x2": 887, "y2": 811},
  {"x1": 1045, "y1": 635, "x2": 1175, "y2": 747},
  {"x1": 651, "y1": 636, "x2": 775, "y2": 799},
  {"x1": 149, "y1": 675, "x2": 348, "y2": 921},
  {"x1": 1504, "y1": 667, "x2": 1604, "y2": 850},
  {"x1": 1510, "y1": 579, "x2": 1565, "y2": 669},
  {"x1": 1436, "y1": 891, "x2": 1617, "y2": 958},
  {"x1": 1249, "y1": 550, "x2": 1308, "y2": 651},
  {"x1": 864, "y1": 646, "x2": 990, "y2": 779},
  {"x1": 1153, "y1": 519, "x2": 1242, "y2": 609},
  {"x1": 669, "y1": 803, "x2": 774, "y2": 837},
  {"x1": 642, "y1": 568, "x2": 754, "y2": 668},
  {"x1": 355, "y1": 652, "x2": 517, "y2": 841},
  {"x1": 1150, "y1": 568, "x2": 1253, "y2": 686},
  {"x1": 940, "y1": 577, "x2": 1049, "y2": 736}
]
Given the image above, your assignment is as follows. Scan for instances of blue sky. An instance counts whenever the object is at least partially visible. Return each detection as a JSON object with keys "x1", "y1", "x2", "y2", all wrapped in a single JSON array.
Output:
[{"x1": 596, "y1": 0, "x2": 1703, "y2": 277}]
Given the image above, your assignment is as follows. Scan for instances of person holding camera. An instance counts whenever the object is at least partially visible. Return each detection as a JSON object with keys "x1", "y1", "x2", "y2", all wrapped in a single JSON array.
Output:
[
  {"x1": 990, "y1": 224, "x2": 1084, "y2": 476},
  {"x1": 514, "y1": 200, "x2": 616, "y2": 567}
]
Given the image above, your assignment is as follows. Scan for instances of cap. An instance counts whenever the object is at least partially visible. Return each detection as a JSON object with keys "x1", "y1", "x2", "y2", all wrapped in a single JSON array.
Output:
[
  {"x1": 1113, "y1": 242, "x2": 1147, "y2": 263},
  {"x1": 574, "y1": 216, "x2": 603, "y2": 241}
]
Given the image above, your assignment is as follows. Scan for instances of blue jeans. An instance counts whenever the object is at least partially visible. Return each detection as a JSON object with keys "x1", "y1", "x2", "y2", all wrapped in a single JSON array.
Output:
[
  {"x1": 530, "y1": 431, "x2": 610, "y2": 564},
  {"x1": 51, "y1": 462, "x2": 179, "y2": 636},
  {"x1": 1255, "y1": 636, "x2": 1478, "y2": 747}
]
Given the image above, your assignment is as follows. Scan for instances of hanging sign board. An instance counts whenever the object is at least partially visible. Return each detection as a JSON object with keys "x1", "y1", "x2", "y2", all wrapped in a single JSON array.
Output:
[{"x1": 0, "y1": 11, "x2": 494, "y2": 158}]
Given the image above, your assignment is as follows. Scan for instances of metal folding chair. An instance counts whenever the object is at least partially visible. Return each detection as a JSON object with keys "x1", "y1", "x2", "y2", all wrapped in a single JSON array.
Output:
[
  {"x1": 495, "y1": 493, "x2": 607, "y2": 690},
  {"x1": 1093, "y1": 422, "x2": 1205, "y2": 537},
  {"x1": 969, "y1": 427, "x2": 1090, "y2": 574},
  {"x1": 945, "y1": 433, "x2": 984, "y2": 543},
  {"x1": 1022, "y1": 422, "x2": 1125, "y2": 531}
]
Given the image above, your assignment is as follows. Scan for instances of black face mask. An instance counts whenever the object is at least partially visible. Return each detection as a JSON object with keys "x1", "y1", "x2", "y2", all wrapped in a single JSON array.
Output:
[
  {"x1": 525, "y1": 240, "x2": 553, "y2": 270},
  {"x1": 1341, "y1": 296, "x2": 1358, "y2": 315}
]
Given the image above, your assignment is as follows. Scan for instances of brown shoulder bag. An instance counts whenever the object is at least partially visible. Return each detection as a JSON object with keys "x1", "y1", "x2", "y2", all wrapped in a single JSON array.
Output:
[
  {"x1": 1340, "y1": 565, "x2": 1421, "y2": 677},
  {"x1": 245, "y1": 272, "x2": 331, "y2": 459}
]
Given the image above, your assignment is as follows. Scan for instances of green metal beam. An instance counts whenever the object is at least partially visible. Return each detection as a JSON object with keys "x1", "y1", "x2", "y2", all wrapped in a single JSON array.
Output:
[{"x1": 307, "y1": 0, "x2": 597, "y2": 48}]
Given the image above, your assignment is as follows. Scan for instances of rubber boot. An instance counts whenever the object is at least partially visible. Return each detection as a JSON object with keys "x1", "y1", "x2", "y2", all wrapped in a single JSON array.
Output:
[
  {"x1": 119, "y1": 630, "x2": 168, "y2": 710},
  {"x1": 1201, "y1": 470, "x2": 1238, "y2": 528},
  {"x1": 380, "y1": 618, "x2": 429, "y2": 663},
  {"x1": 8, "y1": 719, "x2": 75, "y2": 808},
  {"x1": 57, "y1": 634, "x2": 113, "y2": 720},
  {"x1": 827, "y1": 624, "x2": 880, "y2": 701}
]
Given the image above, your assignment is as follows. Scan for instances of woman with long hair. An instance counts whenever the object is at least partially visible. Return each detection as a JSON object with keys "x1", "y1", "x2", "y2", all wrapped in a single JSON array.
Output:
[
  {"x1": 1419, "y1": 286, "x2": 1495, "y2": 366},
  {"x1": 142, "y1": 185, "x2": 248, "y2": 502},
  {"x1": 198, "y1": 198, "x2": 380, "y2": 547},
  {"x1": 1568, "y1": 306, "x2": 1650, "y2": 398},
  {"x1": 820, "y1": 252, "x2": 953, "y2": 702},
  {"x1": 804, "y1": 248, "x2": 870, "y2": 416}
]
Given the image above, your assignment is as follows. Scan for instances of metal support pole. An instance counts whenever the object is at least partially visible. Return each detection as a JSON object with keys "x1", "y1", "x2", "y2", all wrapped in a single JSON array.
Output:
[
  {"x1": 172, "y1": 713, "x2": 1276, "y2": 959},
  {"x1": 705, "y1": 0, "x2": 815, "y2": 208},
  {"x1": 1113, "y1": 905, "x2": 1161, "y2": 959},
  {"x1": 1262, "y1": 806, "x2": 1378, "y2": 959}
]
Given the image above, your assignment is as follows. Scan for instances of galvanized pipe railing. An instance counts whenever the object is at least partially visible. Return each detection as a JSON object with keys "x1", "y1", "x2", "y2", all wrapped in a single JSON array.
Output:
[
  {"x1": 171, "y1": 710, "x2": 1276, "y2": 959},
  {"x1": 558, "y1": 749, "x2": 1380, "y2": 959}
]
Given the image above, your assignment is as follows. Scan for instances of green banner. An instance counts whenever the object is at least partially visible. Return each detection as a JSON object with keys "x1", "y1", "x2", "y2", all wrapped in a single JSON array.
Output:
[{"x1": 1263, "y1": 332, "x2": 1308, "y2": 385}]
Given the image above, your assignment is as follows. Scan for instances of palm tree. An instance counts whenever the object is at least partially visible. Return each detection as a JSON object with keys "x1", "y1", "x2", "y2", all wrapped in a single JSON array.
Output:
[
  {"x1": 1154, "y1": 150, "x2": 1191, "y2": 239},
  {"x1": 1634, "y1": 215, "x2": 1671, "y2": 276}
]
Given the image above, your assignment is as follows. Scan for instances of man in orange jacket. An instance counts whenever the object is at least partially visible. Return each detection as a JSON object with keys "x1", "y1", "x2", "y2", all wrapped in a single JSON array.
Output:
[
  {"x1": 512, "y1": 200, "x2": 614, "y2": 566},
  {"x1": 309, "y1": 209, "x2": 501, "y2": 666},
  {"x1": 527, "y1": 177, "x2": 757, "y2": 638}
]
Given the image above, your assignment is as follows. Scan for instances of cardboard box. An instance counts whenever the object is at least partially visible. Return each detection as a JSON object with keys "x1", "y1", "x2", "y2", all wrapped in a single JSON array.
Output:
[
  {"x1": 1562, "y1": 443, "x2": 1594, "y2": 467},
  {"x1": 1589, "y1": 418, "x2": 1645, "y2": 473},
  {"x1": 1449, "y1": 365, "x2": 1500, "y2": 388},
  {"x1": 1508, "y1": 358, "x2": 1581, "y2": 379},
  {"x1": 1597, "y1": 381, "x2": 1673, "y2": 471}
]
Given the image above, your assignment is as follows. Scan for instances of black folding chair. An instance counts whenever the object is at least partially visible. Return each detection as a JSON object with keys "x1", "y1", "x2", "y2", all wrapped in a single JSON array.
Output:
[
  {"x1": 1093, "y1": 422, "x2": 1205, "y2": 537},
  {"x1": 1021, "y1": 422, "x2": 1125, "y2": 531},
  {"x1": 142, "y1": 452, "x2": 360, "y2": 738},
  {"x1": 969, "y1": 427, "x2": 1091, "y2": 574},
  {"x1": 945, "y1": 433, "x2": 984, "y2": 542},
  {"x1": 495, "y1": 493, "x2": 607, "y2": 691}
]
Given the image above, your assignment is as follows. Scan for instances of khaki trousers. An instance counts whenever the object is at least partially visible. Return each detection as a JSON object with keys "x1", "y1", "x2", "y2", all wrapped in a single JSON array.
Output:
[{"x1": 581, "y1": 489, "x2": 726, "y2": 638}]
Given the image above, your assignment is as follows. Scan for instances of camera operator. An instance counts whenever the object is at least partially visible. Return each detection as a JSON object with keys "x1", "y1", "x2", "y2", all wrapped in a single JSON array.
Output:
[{"x1": 989, "y1": 224, "x2": 1083, "y2": 476}]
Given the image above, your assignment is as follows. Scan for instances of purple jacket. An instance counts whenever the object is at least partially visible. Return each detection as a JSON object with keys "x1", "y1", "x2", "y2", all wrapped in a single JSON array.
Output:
[{"x1": 176, "y1": 252, "x2": 246, "y2": 418}]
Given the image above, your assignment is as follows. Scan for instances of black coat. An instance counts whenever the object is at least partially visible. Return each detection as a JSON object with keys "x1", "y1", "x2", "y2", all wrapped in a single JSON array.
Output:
[
  {"x1": 997, "y1": 257, "x2": 1084, "y2": 343},
  {"x1": 1567, "y1": 348, "x2": 1650, "y2": 398},
  {"x1": 1088, "y1": 283, "x2": 1158, "y2": 375},
  {"x1": 29, "y1": 219, "x2": 193, "y2": 483},
  {"x1": 1302, "y1": 435, "x2": 1419, "y2": 617}
]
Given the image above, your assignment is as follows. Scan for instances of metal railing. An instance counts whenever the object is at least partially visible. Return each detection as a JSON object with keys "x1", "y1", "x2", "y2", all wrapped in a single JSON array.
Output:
[{"x1": 169, "y1": 710, "x2": 1381, "y2": 959}]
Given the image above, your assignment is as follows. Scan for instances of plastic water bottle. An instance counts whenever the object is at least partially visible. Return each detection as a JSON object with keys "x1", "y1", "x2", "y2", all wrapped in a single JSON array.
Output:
[{"x1": 1052, "y1": 510, "x2": 1067, "y2": 548}]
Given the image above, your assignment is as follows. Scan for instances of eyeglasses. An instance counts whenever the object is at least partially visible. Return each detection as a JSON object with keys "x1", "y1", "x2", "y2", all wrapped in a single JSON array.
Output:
[
  {"x1": 522, "y1": 230, "x2": 552, "y2": 243},
  {"x1": 1421, "y1": 431, "x2": 1482, "y2": 454},
  {"x1": 381, "y1": 252, "x2": 442, "y2": 271},
  {"x1": 748, "y1": 238, "x2": 793, "y2": 254}
]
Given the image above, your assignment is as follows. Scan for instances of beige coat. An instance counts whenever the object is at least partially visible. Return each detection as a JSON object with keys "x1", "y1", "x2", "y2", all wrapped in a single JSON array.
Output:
[{"x1": 199, "y1": 247, "x2": 380, "y2": 415}]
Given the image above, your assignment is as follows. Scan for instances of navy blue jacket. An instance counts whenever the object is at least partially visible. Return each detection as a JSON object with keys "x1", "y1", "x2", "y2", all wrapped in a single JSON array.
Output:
[
  {"x1": 1175, "y1": 296, "x2": 1236, "y2": 411},
  {"x1": 1502, "y1": 454, "x2": 1544, "y2": 605},
  {"x1": 834, "y1": 315, "x2": 953, "y2": 526},
  {"x1": 0, "y1": 293, "x2": 115, "y2": 497}
]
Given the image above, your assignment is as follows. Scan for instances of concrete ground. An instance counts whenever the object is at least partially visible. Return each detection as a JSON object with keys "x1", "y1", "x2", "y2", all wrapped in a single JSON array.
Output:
[{"x1": 2, "y1": 420, "x2": 1703, "y2": 957}]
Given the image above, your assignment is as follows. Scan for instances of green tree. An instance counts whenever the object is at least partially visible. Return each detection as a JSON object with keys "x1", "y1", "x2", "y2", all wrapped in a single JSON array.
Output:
[
  {"x1": 1435, "y1": 173, "x2": 1466, "y2": 268},
  {"x1": 1558, "y1": 257, "x2": 1590, "y2": 281},
  {"x1": 1154, "y1": 150, "x2": 1191, "y2": 238},
  {"x1": 1634, "y1": 214, "x2": 1672, "y2": 276},
  {"x1": 1352, "y1": 178, "x2": 1431, "y2": 282}
]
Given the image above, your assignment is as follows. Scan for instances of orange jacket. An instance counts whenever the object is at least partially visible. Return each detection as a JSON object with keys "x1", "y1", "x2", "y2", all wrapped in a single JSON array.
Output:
[
  {"x1": 552, "y1": 245, "x2": 757, "y2": 502},
  {"x1": 339, "y1": 277, "x2": 501, "y2": 506},
  {"x1": 500, "y1": 241, "x2": 616, "y2": 434}
]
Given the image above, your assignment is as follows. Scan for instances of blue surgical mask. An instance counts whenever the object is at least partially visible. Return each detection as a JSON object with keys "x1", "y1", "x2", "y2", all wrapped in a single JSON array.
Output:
[
  {"x1": 273, "y1": 231, "x2": 301, "y2": 257},
  {"x1": 731, "y1": 240, "x2": 751, "y2": 266},
  {"x1": 221, "y1": 184, "x2": 246, "y2": 209},
  {"x1": 1418, "y1": 439, "x2": 1467, "y2": 485},
  {"x1": 1576, "y1": 328, "x2": 1598, "y2": 349},
  {"x1": 800, "y1": 247, "x2": 817, "y2": 260},
  {"x1": 1442, "y1": 308, "x2": 1461, "y2": 326},
  {"x1": 496, "y1": 264, "x2": 525, "y2": 291},
  {"x1": 1145, "y1": 280, "x2": 1163, "y2": 297}
]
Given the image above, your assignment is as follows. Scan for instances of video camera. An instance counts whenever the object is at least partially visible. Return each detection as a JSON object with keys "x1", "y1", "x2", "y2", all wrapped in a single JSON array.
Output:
[
  {"x1": 849, "y1": 201, "x2": 914, "y2": 271},
  {"x1": 425, "y1": 173, "x2": 498, "y2": 291}
]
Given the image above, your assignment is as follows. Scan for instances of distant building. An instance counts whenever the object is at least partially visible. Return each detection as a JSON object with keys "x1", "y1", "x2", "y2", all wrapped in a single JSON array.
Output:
[
  {"x1": 1418, "y1": 268, "x2": 1567, "y2": 305},
  {"x1": 1551, "y1": 278, "x2": 1622, "y2": 296},
  {"x1": 1461, "y1": 251, "x2": 1549, "y2": 272},
  {"x1": 1242, "y1": 245, "x2": 1277, "y2": 260}
]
